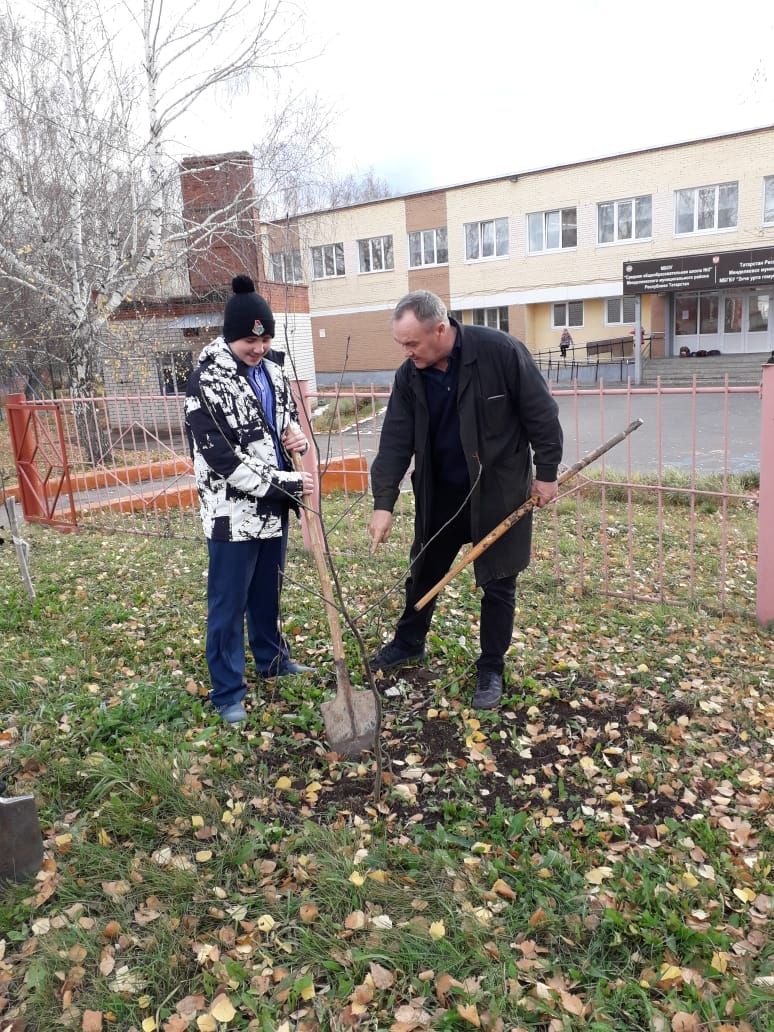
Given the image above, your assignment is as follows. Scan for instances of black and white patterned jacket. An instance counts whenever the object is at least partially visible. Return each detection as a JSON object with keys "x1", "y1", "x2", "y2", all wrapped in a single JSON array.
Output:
[{"x1": 184, "y1": 336, "x2": 305, "y2": 541}]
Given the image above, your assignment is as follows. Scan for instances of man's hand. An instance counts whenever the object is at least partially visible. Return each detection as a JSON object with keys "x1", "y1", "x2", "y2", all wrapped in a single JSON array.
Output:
[
  {"x1": 369, "y1": 509, "x2": 393, "y2": 553},
  {"x1": 299, "y1": 471, "x2": 314, "y2": 497},
  {"x1": 282, "y1": 421, "x2": 308, "y2": 454},
  {"x1": 531, "y1": 479, "x2": 558, "y2": 508}
]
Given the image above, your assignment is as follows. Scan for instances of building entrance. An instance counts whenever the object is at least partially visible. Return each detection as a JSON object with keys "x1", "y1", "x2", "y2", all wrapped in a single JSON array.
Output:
[{"x1": 674, "y1": 289, "x2": 771, "y2": 354}]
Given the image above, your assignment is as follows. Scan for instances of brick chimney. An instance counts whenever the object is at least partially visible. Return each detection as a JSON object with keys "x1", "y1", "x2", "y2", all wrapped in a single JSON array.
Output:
[{"x1": 180, "y1": 152, "x2": 265, "y2": 296}]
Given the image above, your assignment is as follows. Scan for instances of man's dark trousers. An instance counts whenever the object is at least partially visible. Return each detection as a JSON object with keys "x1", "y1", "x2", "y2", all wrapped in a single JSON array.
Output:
[
  {"x1": 205, "y1": 519, "x2": 289, "y2": 710},
  {"x1": 393, "y1": 492, "x2": 516, "y2": 675}
]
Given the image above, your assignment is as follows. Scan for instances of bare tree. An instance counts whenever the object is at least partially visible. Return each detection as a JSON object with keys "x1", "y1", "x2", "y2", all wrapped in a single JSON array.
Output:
[
  {"x1": 266, "y1": 164, "x2": 392, "y2": 219},
  {"x1": 0, "y1": 0, "x2": 328, "y2": 409}
]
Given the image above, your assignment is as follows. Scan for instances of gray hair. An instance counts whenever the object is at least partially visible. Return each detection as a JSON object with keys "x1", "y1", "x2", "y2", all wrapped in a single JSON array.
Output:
[{"x1": 393, "y1": 290, "x2": 448, "y2": 325}]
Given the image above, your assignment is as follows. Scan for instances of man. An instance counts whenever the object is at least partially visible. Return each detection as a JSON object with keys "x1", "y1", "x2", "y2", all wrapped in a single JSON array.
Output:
[
  {"x1": 368, "y1": 290, "x2": 563, "y2": 710},
  {"x1": 185, "y1": 275, "x2": 314, "y2": 725}
]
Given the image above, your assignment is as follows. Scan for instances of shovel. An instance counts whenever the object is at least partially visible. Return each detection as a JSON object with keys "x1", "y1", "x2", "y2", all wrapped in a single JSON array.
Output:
[
  {"x1": 415, "y1": 418, "x2": 645, "y2": 611},
  {"x1": 292, "y1": 453, "x2": 377, "y2": 756}
]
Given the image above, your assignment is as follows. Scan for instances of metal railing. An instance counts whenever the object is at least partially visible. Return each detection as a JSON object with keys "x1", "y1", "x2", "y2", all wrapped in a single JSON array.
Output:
[{"x1": 3, "y1": 376, "x2": 767, "y2": 618}]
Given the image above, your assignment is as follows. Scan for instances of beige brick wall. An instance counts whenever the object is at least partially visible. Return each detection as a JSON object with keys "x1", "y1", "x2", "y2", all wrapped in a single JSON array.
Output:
[
  {"x1": 302, "y1": 200, "x2": 409, "y2": 314},
  {"x1": 312, "y1": 310, "x2": 395, "y2": 373}
]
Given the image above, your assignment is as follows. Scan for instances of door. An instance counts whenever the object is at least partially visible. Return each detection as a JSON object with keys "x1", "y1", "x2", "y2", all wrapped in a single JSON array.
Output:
[{"x1": 745, "y1": 291, "x2": 770, "y2": 353}]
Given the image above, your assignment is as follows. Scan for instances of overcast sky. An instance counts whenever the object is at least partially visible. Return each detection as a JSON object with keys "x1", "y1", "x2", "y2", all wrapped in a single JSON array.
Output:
[{"x1": 182, "y1": 0, "x2": 774, "y2": 195}]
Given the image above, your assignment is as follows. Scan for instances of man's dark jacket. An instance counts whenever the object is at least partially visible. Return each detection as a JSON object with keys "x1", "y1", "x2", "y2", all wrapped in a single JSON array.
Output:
[{"x1": 371, "y1": 320, "x2": 563, "y2": 585}]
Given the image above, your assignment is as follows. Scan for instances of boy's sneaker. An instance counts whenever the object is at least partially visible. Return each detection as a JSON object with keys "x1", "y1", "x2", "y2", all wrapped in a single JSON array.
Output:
[
  {"x1": 265, "y1": 660, "x2": 315, "y2": 677},
  {"x1": 219, "y1": 702, "x2": 247, "y2": 725}
]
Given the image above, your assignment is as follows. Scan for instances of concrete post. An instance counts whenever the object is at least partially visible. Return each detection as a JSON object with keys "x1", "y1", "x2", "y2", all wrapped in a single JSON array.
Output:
[
  {"x1": 633, "y1": 295, "x2": 642, "y2": 385},
  {"x1": 757, "y1": 363, "x2": 774, "y2": 626}
]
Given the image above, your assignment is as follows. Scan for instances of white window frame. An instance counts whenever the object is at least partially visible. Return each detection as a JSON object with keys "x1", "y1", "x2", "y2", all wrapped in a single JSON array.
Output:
[
  {"x1": 464, "y1": 218, "x2": 509, "y2": 261},
  {"x1": 311, "y1": 242, "x2": 345, "y2": 279},
  {"x1": 674, "y1": 182, "x2": 738, "y2": 236},
  {"x1": 408, "y1": 227, "x2": 448, "y2": 268},
  {"x1": 358, "y1": 235, "x2": 394, "y2": 274},
  {"x1": 597, "y1": 196, "x2": 652, "y2": 245},
  {"x1": 471, "y1": 306, "x2": 509, "y2": 332},
  {"x1": 604, "y1": 296, "x2": 638, "y2": 326},
  {"x1": 270, "y1": 250, "x2": 302, "y2": 284},
  {"x1": 552, "y1": 301, "x2": 584, "y2": 329},
  {"x1": 528, "y1": 208, "x2": 578, "y2": 253},
  {"x1": 764, "y1": 176, "x2": 774, "y2": 226}
]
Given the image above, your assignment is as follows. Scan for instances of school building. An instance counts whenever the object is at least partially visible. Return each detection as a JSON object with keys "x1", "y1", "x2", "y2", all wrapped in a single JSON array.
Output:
[{"x1": 257, "y1": 124, "x2": 774, "y2": 383}]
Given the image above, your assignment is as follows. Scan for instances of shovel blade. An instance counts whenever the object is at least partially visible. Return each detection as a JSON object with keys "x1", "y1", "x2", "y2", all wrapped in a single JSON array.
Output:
[
  {"x1": 321, "y1": 689, "x2": 378, "y2": 757},
  {"x1": 0, "y1": 794, "x2": 44, "y2": 884}
]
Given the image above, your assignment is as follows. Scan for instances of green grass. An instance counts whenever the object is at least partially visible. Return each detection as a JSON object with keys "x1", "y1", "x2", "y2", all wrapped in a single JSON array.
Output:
[
  {"x1": 311, "y1": 396, "x2": 379, "y2": 433},
  {"x1": 0, "y1": 499, "x2": 771, "y2": 1031}
]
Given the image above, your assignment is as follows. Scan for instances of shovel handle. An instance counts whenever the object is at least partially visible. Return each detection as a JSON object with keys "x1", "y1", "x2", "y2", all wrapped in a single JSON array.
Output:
[
  {"x1": 414, "y1": 418, "x2": 644, "y2": 611},
  {"x1": 292, "y1": 452, "x2": 346, "y2": 661}
]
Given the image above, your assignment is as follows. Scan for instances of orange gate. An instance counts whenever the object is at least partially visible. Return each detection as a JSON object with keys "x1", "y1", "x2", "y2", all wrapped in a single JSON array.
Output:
[{"x1": 6, "y1": 393, "x2": 78, "y2": 529}]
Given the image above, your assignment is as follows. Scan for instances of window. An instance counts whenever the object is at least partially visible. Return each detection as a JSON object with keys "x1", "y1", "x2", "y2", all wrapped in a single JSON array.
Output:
[
  {"x1": 270, "y1": 250, "x2": 302, "y2": 283},
  {"x1": 764, "y1": 176, "x2": 774, "y2": 225},
  {"x1": 464, "y1": 218, "x2": 509, "y2": 260},
  {"x1": 528, "y1": 208, "x2": 577, "y2": 252},
  {"x1": 675, "y1": 294, "x2": 698, "y2": 335},
  {"x1": 311, "y1": 243, "x2": 345, "y2": 279},
  {"x1": 358, "y1": 235, "x2": 394, "y2": 273},
  {"x1": 552, "y1": 301, "x2": 583, "y2": 328},
  {"x1": 408, "y1": 227, "x2": 448, "y2": 267},
  {"x1": 750, "y1": 294, "x2": 769, "y2": 332},
  {"x1": 674, "y1": 182, "x2": 738, "y2": 234},
  {"x1": 471, "y1": 307, "x2": 509, "y2": 332},
  {"x1": 157, "y1": 350, "x2": 194, "y2": 395},
  {"x1": 605, "y1": 296, "x2": 637, "y2": 325},
  {"x1": 598, "y1": 196, "x2": 652, "y2": 243}
]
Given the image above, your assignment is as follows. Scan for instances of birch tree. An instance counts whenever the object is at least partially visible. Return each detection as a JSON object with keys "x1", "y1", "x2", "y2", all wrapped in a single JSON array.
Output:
[{"x1": 0, "y1": 0, "x2": 328, "y2": 403}]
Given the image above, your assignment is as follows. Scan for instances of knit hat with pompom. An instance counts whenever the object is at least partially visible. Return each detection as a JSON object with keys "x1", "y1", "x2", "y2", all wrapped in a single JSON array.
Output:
[{"x1": 222, "y1": 275, "x2": 275, "y2": 342}]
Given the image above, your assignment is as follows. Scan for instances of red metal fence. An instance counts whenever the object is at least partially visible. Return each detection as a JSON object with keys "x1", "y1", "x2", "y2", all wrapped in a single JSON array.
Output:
[{"x1": 4, "y1": 370, "x2": 771, "y2": 623}]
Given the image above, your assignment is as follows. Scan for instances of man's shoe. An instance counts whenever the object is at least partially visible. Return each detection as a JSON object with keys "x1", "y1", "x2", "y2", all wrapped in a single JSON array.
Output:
[
  {"x1": 272, "y1": 660, "x2": 314, "y2": 677},
  {"x1": 370, "y1": 640, "x2": 425, "y2": 672},
  {"x1": 219, "y1": 702, "x2": 247, "y2": 725},
  {"x1": 472, "y1": 670, "x2": 502, "y2": 710}
]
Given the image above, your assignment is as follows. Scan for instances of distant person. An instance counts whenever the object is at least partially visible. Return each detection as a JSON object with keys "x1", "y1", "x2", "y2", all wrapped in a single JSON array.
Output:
[
  {"x1": 559, "y1": 328, "x2": 573, "y2": 359},
  {"x1": 368, "y1": 290, "x2": 563, "y2": 711},
  {"x1": 185, "y1": 275, "x2": 314, "y2": 725}
]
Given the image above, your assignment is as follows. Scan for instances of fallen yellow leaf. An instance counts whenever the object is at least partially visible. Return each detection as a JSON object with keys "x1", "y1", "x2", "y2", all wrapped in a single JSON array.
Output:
[
  {"x1": 492, "y1": 878, "x2": 516, "y2": 900},
  {"x1": 274, "y1": 776, "x2": 292, "y2": 792},
  {"x1": 429, "y1": 920, "x2": 446, "y2": 941},
  {"x1": 711, "y1": 951, "x2": 729, "y2": 973},
  {"x1": 585, "y1": 866, "x2": 613, "y2": 884},
  {"x1": 733, "y1": 886, "x2": 756, "y2": 903},
  {"x1": 209, "y1": 994, "x2": 236, "y2": 1022},
  {"x1": 299, "y1": 903, "x2": 319, "y2": 924},
  {"x1": 456, "y1": 1002, "x2": 480, "y2": 1027}
]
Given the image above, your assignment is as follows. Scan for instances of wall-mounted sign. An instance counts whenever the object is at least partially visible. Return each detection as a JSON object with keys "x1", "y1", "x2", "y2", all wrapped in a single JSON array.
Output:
[{"x1": 623, "y1": 246, "x2": 774, "y2": 294}]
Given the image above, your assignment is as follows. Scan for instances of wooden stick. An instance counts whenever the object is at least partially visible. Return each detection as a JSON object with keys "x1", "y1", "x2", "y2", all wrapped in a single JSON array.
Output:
[{"x1": 414, "y1": 418, "x2": 644, "y2": 611}]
